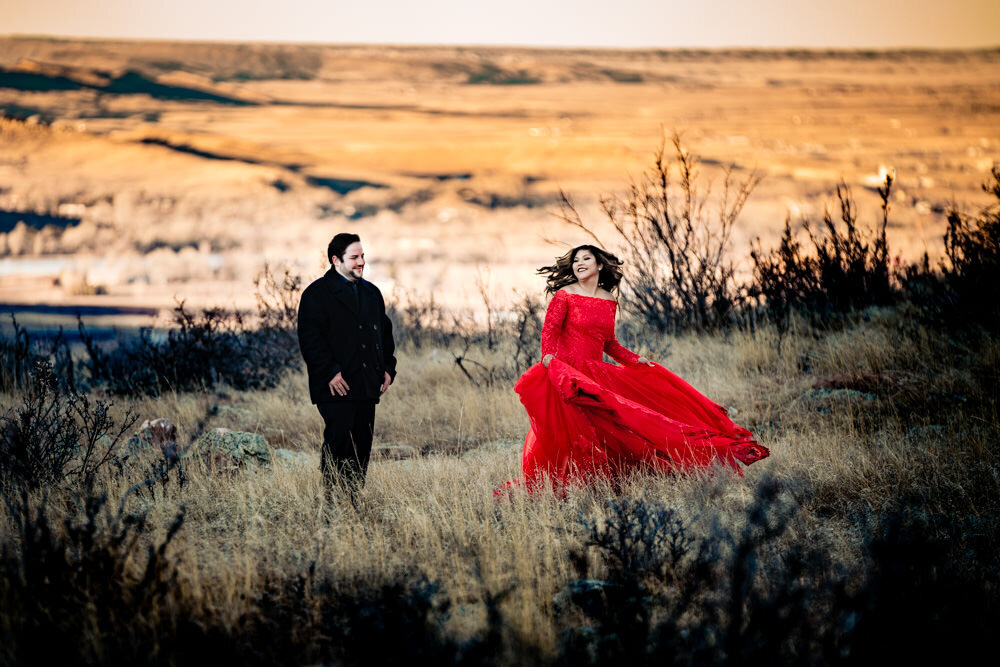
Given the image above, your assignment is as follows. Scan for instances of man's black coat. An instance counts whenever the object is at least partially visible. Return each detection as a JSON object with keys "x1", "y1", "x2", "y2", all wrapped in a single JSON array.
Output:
[{"x1": 297, "y1": 269, "x2": 397, "y2": 404}]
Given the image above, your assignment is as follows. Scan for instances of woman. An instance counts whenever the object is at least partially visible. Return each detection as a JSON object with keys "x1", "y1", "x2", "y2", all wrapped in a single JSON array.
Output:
[{"x1": 508, "y1": 245, "x2": 768, "y2": 490}]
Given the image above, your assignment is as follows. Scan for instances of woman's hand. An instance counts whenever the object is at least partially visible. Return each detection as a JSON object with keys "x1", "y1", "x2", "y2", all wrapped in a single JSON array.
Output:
[
  {"x1": 542, "y1": 354, "x2": 555, "y2": 367},
  {"x1": 637, "y1": 356, "x2": 654, "y2": 366}
]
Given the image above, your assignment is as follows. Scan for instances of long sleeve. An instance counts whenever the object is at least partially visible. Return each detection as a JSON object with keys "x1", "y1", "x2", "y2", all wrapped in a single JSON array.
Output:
[
  {"x1": 380, "y1": 295, "x2": 397, "y2": 380},
  {"x1": 297, "y1": 288, "x2": 340, "y2": 383},
  {"x1": 540, "y1": 290, "x2": 568, "y2": 358},
  {"x1": 604, "y1": 336, "x2": 640, "y2": 366}
]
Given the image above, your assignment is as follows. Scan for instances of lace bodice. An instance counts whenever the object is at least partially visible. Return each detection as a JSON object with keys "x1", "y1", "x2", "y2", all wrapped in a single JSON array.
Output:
[{"x1": 541, "y1": 290, "x2": 639, "y2": 367}]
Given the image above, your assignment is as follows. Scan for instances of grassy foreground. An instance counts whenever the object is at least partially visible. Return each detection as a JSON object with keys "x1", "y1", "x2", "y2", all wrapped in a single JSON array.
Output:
[{"x1": 2, "y1": 308, "x2": 999, "y2": 664}]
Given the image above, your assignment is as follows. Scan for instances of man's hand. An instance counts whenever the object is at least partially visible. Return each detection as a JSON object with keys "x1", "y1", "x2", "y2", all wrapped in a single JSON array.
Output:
[
  {"x1": 637, "y1": 356, "x2": 654, "y2": 366},
  {"x1": 542, "y1": 354, "x2": 555, "y2": 367},
  {"x1": 329, "y1": 372, "x2": 349, "y2": 397},
  {"x1": 380, "y1": 371, "x2": 392, "y2": 395}
]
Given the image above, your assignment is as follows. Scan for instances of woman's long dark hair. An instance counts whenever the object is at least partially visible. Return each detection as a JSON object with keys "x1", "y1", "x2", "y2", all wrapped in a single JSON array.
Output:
[{"x1": 538, "y1": 244, "x2": 624, "y2": 296}]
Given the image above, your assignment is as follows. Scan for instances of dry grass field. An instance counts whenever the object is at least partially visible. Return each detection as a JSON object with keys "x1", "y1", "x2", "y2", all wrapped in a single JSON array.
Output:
[{"x1": 2, "y1": 303, "x2": 998, "y2": 662}]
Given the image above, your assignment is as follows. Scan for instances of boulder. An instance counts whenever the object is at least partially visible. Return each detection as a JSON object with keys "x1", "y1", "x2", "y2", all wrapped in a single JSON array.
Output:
[
  {"x1": 122, "y1": 418, "x2": 179, "y2": 462},
  {"x1": 272, "y1": 448, "x2": 317, "y2": 467},
  {"x1": 195, "y1": 428, "x2": 271, "y2": 472}
]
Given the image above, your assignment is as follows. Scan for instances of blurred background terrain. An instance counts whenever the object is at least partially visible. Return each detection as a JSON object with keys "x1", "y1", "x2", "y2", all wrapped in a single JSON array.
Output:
[{"x1": 2, "y1": 36, "x2": 998, "y2": 328}]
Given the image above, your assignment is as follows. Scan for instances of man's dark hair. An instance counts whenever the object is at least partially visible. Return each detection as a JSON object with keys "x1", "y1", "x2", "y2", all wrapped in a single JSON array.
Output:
[{"x1": 328, "y1": 233, "x2": 361, "y2": 264}]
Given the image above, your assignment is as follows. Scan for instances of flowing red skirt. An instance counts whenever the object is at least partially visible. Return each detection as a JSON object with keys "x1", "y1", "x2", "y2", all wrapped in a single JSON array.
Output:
[{"x1": 502, "y1": 358, "x2": 768, "y2": 492}]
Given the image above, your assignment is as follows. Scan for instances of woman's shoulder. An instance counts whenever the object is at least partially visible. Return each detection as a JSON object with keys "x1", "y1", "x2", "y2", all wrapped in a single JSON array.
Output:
[
  {"x1": 555, "y1": 286, "x2": 617, "y2": 302},
  {"x1": 595, "y1": 288, "x2": 617, "y2": 302}
]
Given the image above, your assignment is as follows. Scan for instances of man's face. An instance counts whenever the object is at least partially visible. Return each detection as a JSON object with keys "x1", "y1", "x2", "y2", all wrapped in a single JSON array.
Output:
[{"x1": 333, "y1": 241, "x2": 365, "y2": 281}]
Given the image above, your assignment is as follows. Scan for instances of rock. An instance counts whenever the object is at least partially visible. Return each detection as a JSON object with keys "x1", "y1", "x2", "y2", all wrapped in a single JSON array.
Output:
[
  {"x1": 122, "y1": 418, "x2": 179, "y2": 462},
  {"x1": 372, "y1": 443, "x2": 418, "y2": 460},
  {"x1": 195, "y1": 428, "x2": 271, "y2": 472},
  {"x1": 213, "y1": 405, "x2": 254, "y2": 421},
  {"x1": 272, "y1": 448, "x2": 317, "y2": 467}
]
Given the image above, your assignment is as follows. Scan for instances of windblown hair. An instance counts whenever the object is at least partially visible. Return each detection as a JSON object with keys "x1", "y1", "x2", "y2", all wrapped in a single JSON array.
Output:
[
  {"x1": 328, "y1": 233, "x2": 361, "y2": 264},
  {"x1": 538, "y1": 244, "x2": 624, "y2": 295}
]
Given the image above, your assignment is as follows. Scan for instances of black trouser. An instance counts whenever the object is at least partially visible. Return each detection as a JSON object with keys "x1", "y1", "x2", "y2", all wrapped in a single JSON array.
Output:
[{"x1": 316, "y1": 401, "x2": 376, "y2": 496}]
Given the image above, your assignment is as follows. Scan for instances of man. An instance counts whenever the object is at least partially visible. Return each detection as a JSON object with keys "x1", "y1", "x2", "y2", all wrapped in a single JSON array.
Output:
[{"x1": 297, "y1": 233, "x2": 396, "y2": 500}]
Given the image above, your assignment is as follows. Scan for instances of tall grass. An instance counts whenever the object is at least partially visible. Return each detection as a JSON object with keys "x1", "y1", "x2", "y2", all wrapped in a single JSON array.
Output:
[{"x1": 2, "y1": 308, "x2": 997, "y2": 663}]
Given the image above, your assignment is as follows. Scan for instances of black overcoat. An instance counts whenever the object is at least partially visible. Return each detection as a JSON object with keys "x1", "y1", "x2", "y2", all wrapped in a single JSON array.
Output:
[{"x1": 297, "y1": 269, "x2": 397, "y2": 404}]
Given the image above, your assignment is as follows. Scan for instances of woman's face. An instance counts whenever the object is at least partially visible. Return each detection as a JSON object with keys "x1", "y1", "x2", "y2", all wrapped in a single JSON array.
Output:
[{"x1": 572, "y1": 249, "x2": 601, "y2": 282}]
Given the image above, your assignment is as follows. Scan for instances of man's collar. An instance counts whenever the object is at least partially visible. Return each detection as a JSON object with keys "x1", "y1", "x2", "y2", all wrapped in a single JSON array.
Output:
[{"x1": 330, "y1": 268, "x2": 359, "y2": 286}]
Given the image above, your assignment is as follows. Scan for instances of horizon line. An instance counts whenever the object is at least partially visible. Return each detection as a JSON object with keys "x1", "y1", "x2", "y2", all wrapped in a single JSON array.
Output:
[{"x1": 4, "y1": 33, "x2": 999, "y2": 52}]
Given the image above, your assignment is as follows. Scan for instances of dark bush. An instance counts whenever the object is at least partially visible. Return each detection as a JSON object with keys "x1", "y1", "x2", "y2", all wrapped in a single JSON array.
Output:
[
  {"x1": 750, "y1": 175, "x2": 895, "y2": 334},
  {"x1": 0, "y1": 262, "x2": 305, "y2": 398},
  {"x1": 846, "y1": 505, "x2": 1000, "y2": 664},
  {"x1": 0, "y1": 360, "x2": 137, "y2": 491},
  {"x1": 2, "y1": 535, "x2": 511, "y2": 667},
  {"x1": 557, "y1": 479, "x2": 999, "y2": 665},
  {"x1": 902, "y1": 164, "x2": 1000, "y2": 330},
  {"x1": 578, "y1": 497, "x2": 693, "y2": 584},
  {"x1": 229, "y1": 566, "x2": 519, "y2": 666},
  {"x1": 68, "y1": 263, "x2": 303, "y2": 396},
  {"x1": 78, "y1": 298, "x2": 295, "y2": 396}
]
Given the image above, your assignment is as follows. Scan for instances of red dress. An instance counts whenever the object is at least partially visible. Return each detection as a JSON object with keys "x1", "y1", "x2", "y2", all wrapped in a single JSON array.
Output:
[{"x1": 510, "y1": 290, "x2": 768, "y2": 488}]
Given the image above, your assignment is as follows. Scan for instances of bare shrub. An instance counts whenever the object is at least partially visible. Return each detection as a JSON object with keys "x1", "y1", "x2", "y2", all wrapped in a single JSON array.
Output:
[
  {"x1": 248, "y1": 261, "x2": 303, "y2": 372},
  {"x1": 902, "y1": 163, "x2": 1000, "y2": 329},
  {"x1": 79, "y1": 263, "x2": 305, "y2": 396},
  {"x1": 386, "y1": 283, "x2": 543, "y2": 388},
  {"x1": 253, "y1": 262, "x2": 302, "y2": 333},
  {"x1": 559, "y1": 131, "x2": 761, "y2": 332},
  {"x1": 452, "y1": 290, "x2": 545, "y2": 388},
  {"x1": 388, "y1": 287, "x2": 469, "y2": 350},
  {"x1": 749, "y1": 176, "x2": 894, "y2": 334},
  {"x1": 0, "y1": 360, "x2": 137, "y2": 491}
]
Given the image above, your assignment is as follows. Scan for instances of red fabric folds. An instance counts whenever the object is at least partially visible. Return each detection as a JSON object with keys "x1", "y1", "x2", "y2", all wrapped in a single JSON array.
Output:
[{"x1": 503, "y1": 292, "x2": 768, "y2": 492}]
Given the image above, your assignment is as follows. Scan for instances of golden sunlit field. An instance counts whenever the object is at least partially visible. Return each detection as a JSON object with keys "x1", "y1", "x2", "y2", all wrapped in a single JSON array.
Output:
[{"x1": 1, "y1": 38, "x2": 998, "y2": 315}]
